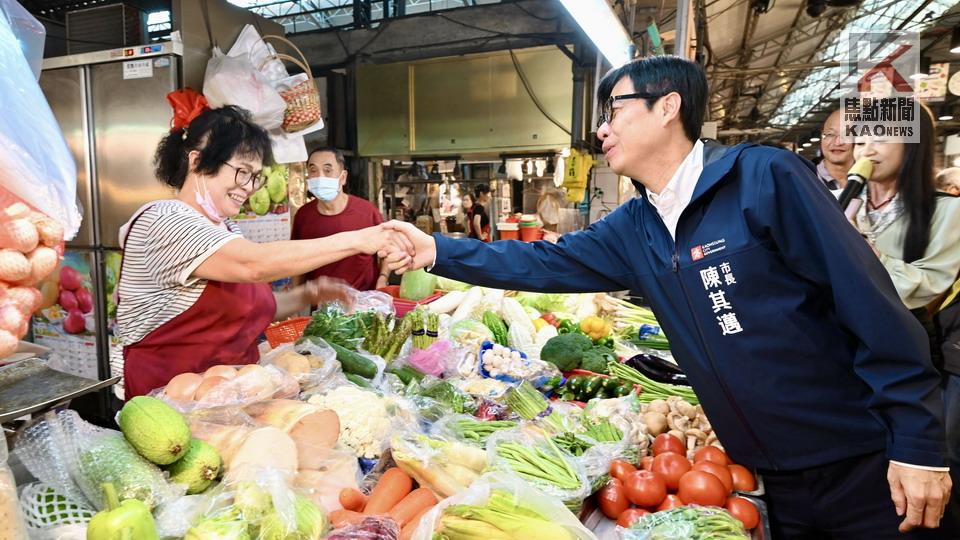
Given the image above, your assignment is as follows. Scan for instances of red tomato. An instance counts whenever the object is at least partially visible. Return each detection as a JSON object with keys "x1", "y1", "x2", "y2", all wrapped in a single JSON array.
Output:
[
  {"x1": 651, "y1": 452, "x2": 692, "y2": 491},
  {"x1": 623, "y1": 470, "x2": 667, "y2": 508},
  {"x1": 609, "y1": 459, "x2": 637, "y2": 482},
  {"x1": 597, "y1": 479, "x2": 630, "y2": 520},
  {"x1": 693, "y1": 461, "x2": 734, "y2": 493},
  {"x1": 728, "y1": 464, "x2": 758, "y2": 492},
  {"x1": 640, "y1": 456, "x2": 654, "y2": 471},
  {"x1": 677, "y1": 470, "x2": 728, "y2": 507},
  {"x1": 616, "y1": 508, "x2": 650, "y2": 528},
  {"x1": 725, "y1": 496, "x2": 761, "y2": 529},
  {"x1": 694, "y1": 446, "x2": 731, "y2": 466},
  {"x1": 655, "y1": 494, "x2": 684, "y2": 512},
  {"x1": 651, "y1": 434, "x2": 686, "y2": 456}
]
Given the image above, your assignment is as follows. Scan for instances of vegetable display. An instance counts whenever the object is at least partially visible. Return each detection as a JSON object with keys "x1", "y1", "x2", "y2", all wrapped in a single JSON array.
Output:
[{"x1": 8, "y1": 285, "x2": 774, "y2": 539}]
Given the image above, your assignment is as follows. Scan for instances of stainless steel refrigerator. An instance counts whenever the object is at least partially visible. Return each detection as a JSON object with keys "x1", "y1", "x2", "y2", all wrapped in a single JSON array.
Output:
[{"x1": 34, "y1": 43, "x2": 180, "y2": 398}]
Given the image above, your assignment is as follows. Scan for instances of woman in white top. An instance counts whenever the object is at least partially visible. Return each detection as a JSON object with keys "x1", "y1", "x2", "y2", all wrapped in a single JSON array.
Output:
[{"x1": 116, "y1": 98, "x2": 410, "y2": 398}]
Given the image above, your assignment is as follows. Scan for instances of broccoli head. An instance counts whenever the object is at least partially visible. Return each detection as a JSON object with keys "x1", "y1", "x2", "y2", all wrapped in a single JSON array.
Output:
[
  {"x1": 580, "y1": 346, "x2": 617, "y2": 374},
  {"x1": 540, "y1": 333, "x2": 593, "y2": 371}
]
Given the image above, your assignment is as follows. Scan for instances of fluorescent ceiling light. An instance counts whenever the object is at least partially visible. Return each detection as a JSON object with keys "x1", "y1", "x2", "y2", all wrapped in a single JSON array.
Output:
[
  {"x1": 939, "y1": 114, "x2": 954, "y2": 121},
  {"x1": 810, "y1": 137, "x2": 821, "y2": 142},
  {"x1": 558, "y1": 0, "x2": 632, "y2": 67},
  {"x1": 802, "y1": 142, "x2": 812, "y2": 147}
]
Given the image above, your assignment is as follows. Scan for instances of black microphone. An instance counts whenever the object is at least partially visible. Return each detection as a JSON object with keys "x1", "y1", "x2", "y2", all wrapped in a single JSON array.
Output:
[{"x1": 838, "y1": 159, "x2": 874, "y2": 211}]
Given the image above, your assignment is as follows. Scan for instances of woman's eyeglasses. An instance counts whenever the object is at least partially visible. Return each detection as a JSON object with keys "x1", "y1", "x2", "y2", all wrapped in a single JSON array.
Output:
[{"x1": 223, "y1": 162, "x2": 264, "y2": 190}]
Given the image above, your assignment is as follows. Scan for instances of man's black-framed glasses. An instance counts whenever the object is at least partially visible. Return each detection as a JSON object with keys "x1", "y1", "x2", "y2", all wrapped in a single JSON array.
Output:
[
  {"x1": 598, "y1": 92, "x2": 668, "y2": 127},
  {"x1": 223, "y1": 162, "x2": 264, "y2": 191}
]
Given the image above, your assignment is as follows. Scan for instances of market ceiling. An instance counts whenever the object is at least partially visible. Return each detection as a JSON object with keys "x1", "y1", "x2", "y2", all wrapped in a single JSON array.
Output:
[
  {"x1": 700, "y1": 0, "x2": 960, "y2": 149},
  {"x1": 21, "y1": 0, "x2": 168, "y2": 18}
]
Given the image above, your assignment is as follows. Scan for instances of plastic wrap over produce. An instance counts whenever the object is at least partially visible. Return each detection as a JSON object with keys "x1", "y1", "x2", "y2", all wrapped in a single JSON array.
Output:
[
  {"x1": 0, "y1": 1, "x2": 81, "y2": 239},
  {"x1": 14, "y1": 410, "x2": 182, "y2": 511},
  {"x1": 411, "y1": 471, "x2": 596, "y2": 540}
]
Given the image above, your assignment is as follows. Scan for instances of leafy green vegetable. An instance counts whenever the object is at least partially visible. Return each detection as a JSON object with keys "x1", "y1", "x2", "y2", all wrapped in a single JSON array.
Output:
[
  {"x1": 540, "y1": 333, "x2": 593, "y2": 371},
  {"x1": 301, "y1": 307, "x2": 373, "y2": 350},
  {"x1": 514, "y1": 292, "x2": 571, "y2": 314},
  {"x1": 415, "y1": 378, "x2": 477, "y2": 415}
]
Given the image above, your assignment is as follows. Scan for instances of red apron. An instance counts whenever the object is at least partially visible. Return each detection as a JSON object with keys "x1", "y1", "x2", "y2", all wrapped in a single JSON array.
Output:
[{"x1": 119, "y1": 209, "x2": 277, "y2": 398}]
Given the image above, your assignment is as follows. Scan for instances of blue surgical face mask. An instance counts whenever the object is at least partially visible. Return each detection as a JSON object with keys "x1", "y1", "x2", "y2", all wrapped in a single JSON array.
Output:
[{"x1": 307, "y1": 176, "x2": 341, "y2": 201}]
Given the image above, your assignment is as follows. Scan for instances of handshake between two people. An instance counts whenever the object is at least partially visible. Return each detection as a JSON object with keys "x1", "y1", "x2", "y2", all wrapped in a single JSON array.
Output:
[{"x1": 361, "y1": 220, "x2": 438, "y2": 274}]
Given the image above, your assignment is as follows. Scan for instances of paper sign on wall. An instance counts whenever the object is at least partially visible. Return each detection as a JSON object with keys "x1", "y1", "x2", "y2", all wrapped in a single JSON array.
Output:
[{"x1": 123, "y1": 59, "x2": 153, "y2": 79}]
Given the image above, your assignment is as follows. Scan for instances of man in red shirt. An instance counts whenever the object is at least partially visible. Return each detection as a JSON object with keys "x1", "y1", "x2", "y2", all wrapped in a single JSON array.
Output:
[{"x1": 292, "y1": 147, "x2": 388, "y2": 290}]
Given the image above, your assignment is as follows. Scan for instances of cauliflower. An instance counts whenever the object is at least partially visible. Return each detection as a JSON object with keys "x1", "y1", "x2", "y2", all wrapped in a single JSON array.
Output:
[
  {"x1": 481, "y1": 344, "x2": 556, "y2": 381},
  {"x1": 308, "y1": 386, "x2": 394, "y2": 459}
]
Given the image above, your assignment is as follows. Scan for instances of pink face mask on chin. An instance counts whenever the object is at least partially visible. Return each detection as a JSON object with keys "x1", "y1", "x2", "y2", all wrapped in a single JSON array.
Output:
[{"x1": 195, "y1": 177, "x2": 225, "y2": 223}]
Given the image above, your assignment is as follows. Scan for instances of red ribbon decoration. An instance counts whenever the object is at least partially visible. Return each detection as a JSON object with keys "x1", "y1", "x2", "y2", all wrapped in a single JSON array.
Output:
[{"x1": 166, "y1": 88, "x2": 210, "y2": 132}]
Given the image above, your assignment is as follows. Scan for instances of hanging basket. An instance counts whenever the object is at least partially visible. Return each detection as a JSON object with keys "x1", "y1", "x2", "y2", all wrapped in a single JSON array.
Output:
[{"x1": 260, "y1": 35, "x2": 322, "y2": 133}]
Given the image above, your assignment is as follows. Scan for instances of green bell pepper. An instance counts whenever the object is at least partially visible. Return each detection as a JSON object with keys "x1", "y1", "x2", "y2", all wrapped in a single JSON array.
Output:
[
  {"x1": 596, "y1": 336, "x2": 616, "y2": 349},
  {"x1": 557, "y1": 319, "x2": 580, "y2": 335},
  {"x1": 87, "y1": 483, "x2": 159, "y2": 540}
]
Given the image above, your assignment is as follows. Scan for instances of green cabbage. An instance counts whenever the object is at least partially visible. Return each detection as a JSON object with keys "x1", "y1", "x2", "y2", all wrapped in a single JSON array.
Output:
[
  {"x1": 514, "y1": 292, "x2": 571, "y2": 314},
  {"x1": 184, "y1": 510, "x2": 251, "y2": 540},
  {"x1": 436, "y1": 276, "x2": 471, "y2": 291},
  {"x1": 399, "y1": 269, "x2": 437, "y2": 301},
  {"x1": 258, "y1": 495, "x2": 327, "y2": 540}
]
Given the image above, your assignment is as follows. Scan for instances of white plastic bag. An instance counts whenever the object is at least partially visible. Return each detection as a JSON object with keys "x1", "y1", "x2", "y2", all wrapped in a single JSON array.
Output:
[
  {"x1": 0, "y1": 0, "x2": 44, "y2": 79},
  {"x1": 203, "y1": 47, "x2": 286, "y2": 131},
  {"x1": 0, "y1": 4, "x2": 81, "y2": 239}
]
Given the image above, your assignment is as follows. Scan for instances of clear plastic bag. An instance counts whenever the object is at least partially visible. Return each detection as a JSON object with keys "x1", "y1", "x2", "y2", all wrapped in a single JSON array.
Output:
[
  {"x1": 184, "y1": 466, "x2": 329, "y2": 540},
  {"x1": 0, "y1": 5, "x2": 81, "y2": 238},
  {"x1": 0, "y1": 0, "x2": 44, "y2": 79},
  {"x1": 1, "y1": 436, "x2": 29, "y2": 540},
  {"x1": 152, "y1": 363, "x2": 300, "y2": 413},
  {"x1": 14, "y1": 410, "x2": 181, "y2": 511},
  {"x1": 305, "y1": 385, "x2": 419, "y2": 460},
  {"x1": 260, "y1": 341, "x2": 344, "y2": 393},
  {"x1": 429, "y1": 413, "x2": 517, "y2": 447},
  {"x1": 620, "y1": 505, "x2": 749, "y2": 540},
  {"x1": 327, "y1": 516, "x2": 399, "y2": 540},
  {"x1": 354, "y1": 290, "x2": 395, "y2": 316},
  {"x1": 294, "y1": 447, "x2": 362, "y2": 513},
  {"x1": 388, "y1": 431, "x2": 487, "y2": 499},
  {"x1": 485, "y1": 427, "x2": 591, "y2": 506},
  {"x1": 202, "y1": 47, "x2": 286, "y2": 131},
  {"x1": 154, "y1": 493, "x2": 213, "y2": 539},
  {"x1": 411, "y1": 471, "x2": 596, "y2": 540}
]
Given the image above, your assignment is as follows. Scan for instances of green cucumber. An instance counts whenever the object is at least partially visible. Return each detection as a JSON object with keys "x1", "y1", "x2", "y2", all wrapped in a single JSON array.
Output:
[
  {"x1": 345, "y1": 373, "x2": 373, "y2": 388},
  {"x1": 329, "y1": 342, "x2": 378, "y2": 379},
  {"x1": 388, "y1": 365, "x2": 426, "y2": 385}
]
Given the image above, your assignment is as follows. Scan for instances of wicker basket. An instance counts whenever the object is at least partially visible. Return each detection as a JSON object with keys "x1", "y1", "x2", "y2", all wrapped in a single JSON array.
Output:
[
  {"x1": 265, "y1": 316, "x2": 310, "y2": 348},
  {"x1": 260, "y1": 35, "x2": 322, "y2": 133}
]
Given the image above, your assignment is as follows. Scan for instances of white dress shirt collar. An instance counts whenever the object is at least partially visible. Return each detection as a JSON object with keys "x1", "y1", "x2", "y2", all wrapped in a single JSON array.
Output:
[{"x1": 645, "y1": 139, "x2": 704, "y2": 239}]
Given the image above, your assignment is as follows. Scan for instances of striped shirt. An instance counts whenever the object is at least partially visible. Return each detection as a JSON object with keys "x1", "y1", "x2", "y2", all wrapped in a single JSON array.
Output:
[{"x1": 116, "y1": 200, "x2": 242, "y2": 346}]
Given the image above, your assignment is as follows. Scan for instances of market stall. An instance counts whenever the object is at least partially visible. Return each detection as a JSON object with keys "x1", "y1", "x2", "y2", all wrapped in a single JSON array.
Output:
[{"x1": 4, "y1": 270, "x2": 771, "y2": 539}]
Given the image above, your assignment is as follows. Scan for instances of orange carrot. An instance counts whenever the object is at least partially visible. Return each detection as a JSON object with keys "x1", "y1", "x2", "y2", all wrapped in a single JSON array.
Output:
[
  {"x1": 364, "y1": 468, "x2": 413, "y2": 514},
  {"x1": 339, "y1": 487, "x2": 368, "y2": 512},
  {"x1": 399, "y1": 504, "x2": 435, "y2": 540},
  {"x1": 330, "y1": 509, "x2": 366, "y2": 528},
  {"x1": 388, "y1": 488, "x2": 437, "y2": 526}
]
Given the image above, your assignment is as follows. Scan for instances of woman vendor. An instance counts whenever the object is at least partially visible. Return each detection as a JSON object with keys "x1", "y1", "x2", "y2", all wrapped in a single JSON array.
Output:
[{"x1": 116, "y1": 92, "x2": 411, "y2": 398}]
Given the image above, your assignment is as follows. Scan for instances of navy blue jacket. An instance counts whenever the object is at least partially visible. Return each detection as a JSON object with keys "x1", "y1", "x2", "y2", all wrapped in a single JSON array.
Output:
[{"x1": 431, "y1": 143, "x2": 946, "y2": 470}]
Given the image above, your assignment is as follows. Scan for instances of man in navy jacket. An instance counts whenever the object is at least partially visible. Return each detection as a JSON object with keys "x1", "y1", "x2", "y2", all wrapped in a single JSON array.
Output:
[{"x1": 385, "y1": 56, "x2": 950, "y2": 538}]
